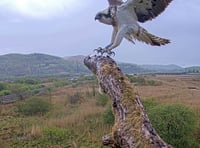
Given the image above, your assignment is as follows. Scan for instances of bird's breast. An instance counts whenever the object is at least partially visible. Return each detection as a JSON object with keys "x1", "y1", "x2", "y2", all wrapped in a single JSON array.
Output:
[{"x1": 116, "y1": 8, "x2": 138, "y2": 26}]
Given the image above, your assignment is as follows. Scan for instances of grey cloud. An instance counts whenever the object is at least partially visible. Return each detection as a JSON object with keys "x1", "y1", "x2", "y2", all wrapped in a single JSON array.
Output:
[{"x1": 0, "y1": 0, "x2": 199, "y2": 66}]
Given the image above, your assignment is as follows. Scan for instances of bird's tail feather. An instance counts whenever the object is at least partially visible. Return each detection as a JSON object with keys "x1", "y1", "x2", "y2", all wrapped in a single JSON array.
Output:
[
  {"x1": 144, "y1": 30, "x2": 170, "y2": 46},
  {"x1": 129, "y1": 27, "x2": 170, "y2": 46}
]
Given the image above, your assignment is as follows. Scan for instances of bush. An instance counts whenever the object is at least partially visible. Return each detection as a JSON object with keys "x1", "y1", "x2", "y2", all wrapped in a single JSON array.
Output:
[
  {"x1": 0, "y1": 90, "x2": 11, "y2": 96},
  {"x1": 0, "y1": 83, "x2": 8, "y2": 91},
  {"x1": 146, "y1": 80, "x2": 162, "y2": 86},
  {"x1": 127, "y1": 75, "x2": 146, "y2": 85},
  {"x1": 96, "y1": 94, "x2": 109, "y2": 107},
  {"x1": 17, "y1": 97, "x2": 51, "y2": 116},
  {"x1": 15, "y1": 78, "x2": 40, "y2": 85},
  {"x1": 68, "y1": 92, "x2": 82, "y2": 104},
  {"x1": 127, "y1": 75, "x2": 162, "y2": 86},
  {"x1": 103, "y1": 105, "x2": 114, "y2": 125},
  {"x1": 147, "y1": 104, "x2": 197, "y2": 148},
  {"x1": 43, "y1": 127, "x2": 71, "y2": 145},
  {"x1": 142, "y1": 98, "x2": 158, "y2": 111}
]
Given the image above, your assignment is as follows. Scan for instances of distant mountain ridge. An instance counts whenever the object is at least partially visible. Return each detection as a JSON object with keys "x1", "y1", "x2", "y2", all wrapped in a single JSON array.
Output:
[
  {"x1": 0, "y1": 53, "x2": 199, "y2": 80},
  {"x1": 63, "y1": 55, "x2": 85, "y2": 63},
  {"x1": 0, "y1": 53, "x2": 89, "y2": 80},
  {"x1": 140, "y1": 64, "x2": 183, "y2": 73}
]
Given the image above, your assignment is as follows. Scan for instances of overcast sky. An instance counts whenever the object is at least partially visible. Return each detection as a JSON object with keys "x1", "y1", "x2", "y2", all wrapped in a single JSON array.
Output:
[{"x1": 0, "y1": 0, "x2": 199, "y2": 66}]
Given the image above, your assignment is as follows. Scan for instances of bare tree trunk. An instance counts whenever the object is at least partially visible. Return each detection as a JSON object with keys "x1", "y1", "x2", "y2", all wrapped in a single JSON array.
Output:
[{"x1": 84, "y1": 55, "x2": 172, "y2": 148}]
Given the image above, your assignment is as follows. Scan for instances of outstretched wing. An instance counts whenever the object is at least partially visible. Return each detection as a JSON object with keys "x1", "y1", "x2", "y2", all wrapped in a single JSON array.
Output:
[
  {"x1": 125, "y1": 0, "x2": 172, "y2": 23},
  {"x1": 108, "y1": 0, "x2": 123, "y2": 6}
]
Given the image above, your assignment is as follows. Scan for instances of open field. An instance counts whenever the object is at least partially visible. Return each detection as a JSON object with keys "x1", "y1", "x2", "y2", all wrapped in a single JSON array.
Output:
[
  {"x1": 138, "y1": 75, "x2": 200, "y2": 109},
  {"x1": 0, "y1": 74, "x2": 200, "y2": 147}
]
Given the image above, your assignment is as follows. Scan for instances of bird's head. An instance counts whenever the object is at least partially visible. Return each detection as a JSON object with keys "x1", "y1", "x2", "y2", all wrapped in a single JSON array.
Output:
[{"x1": 95, "y1": 8, "x2": 113, "y2": 25}]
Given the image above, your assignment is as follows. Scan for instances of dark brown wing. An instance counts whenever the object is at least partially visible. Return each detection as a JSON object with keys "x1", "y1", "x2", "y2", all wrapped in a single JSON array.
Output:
[{"x1": 127, "y1": 0, "x2": 172, "y2": 23}]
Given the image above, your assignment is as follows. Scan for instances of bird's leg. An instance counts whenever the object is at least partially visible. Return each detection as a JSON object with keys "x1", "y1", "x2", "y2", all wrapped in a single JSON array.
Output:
[
  {"x1": 93, "y1": 26, "x2": 119, "y2": 56},
  {"x1": 105, "y1": 44, "x2": 112, "y2": 49},
  {"x1": 110, "y1": 27, "x2": 118, "y2": 45},
  {"x1": 105, "y1": 26, "x2": 125, "y2": 52},
  {"x1": 99, "y1": 26, "x2": 118, "y2": 56}
]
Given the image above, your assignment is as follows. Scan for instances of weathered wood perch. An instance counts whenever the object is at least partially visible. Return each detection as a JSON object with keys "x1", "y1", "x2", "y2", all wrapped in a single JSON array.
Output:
[{"x1": 84, "y1": 55, "x2": 172, "y2": 148}]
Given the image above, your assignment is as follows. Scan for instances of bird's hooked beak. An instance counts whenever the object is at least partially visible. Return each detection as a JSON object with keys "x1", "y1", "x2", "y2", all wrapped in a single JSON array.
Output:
[{"x1": 95, "y1": 14, "x2": 101, "y2": 20}]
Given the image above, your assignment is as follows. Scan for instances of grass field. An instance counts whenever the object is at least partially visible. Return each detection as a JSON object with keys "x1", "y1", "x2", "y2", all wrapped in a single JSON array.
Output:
[{"x1": 0, "y1": 75, "x2": 200, "y2": 147}]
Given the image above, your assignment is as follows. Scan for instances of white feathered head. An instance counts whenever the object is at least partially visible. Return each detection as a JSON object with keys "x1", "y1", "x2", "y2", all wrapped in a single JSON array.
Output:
[{"x1": 95, "y1": 8, "x2": 113, "y2": 25}]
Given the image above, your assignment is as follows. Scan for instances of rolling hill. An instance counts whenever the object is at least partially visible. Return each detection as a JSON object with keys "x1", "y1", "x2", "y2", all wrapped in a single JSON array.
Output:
[
  {"x1": 0, "y1": 53, "x2": 89, "y2": 79},
  {"x1": 0, "y1": 53, "x2": 199, "y2": 80}
]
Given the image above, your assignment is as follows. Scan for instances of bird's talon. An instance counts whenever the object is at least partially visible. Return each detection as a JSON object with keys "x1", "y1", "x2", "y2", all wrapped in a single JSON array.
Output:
[
  {"x1": 106, "y1": 49, "x2": 115, "y2": 56},
  {"x1": 93, "y1": 47, "x2": 115, "y2": 56},
  {"x1": 94, "y1": 47, "x2": 104, "y2": 55}
]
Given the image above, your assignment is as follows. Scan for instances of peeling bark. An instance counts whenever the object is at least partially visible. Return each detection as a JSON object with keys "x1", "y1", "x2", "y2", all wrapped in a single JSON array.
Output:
[{"x1": 84, "y1": 55, "x2": 172, "y2": 148}]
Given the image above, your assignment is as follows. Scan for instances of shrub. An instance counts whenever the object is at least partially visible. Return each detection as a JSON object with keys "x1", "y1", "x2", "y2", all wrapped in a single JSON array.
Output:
[
  {"x1": 0, "y1": 90, "x2": 11, "y2": 96},
  {"x1": 103, "y1": 105, "x2": 114, "y2": 125},
  {"x1": 147, "y1": 104, "x2": 197, "y2": 148},
  {"x1": 127, "y1": 75, "x2": 162, "y2": 86},
  {"x1": 128, "y1": 75, "x2": 145, "y2": 85},
  {"x1": 68, "y1": 92, "x2": 82, "y2": 104},
  {"x1": 43, "y1": 127, "x2": 71, "y2": 145},
  {"x1": 96, "y1": 94, "x2": 109, "y2": 107},
  {"x1": 15, "y1": 78, "x2": 40, "y2": 85},
  {"x1": 17, "y1": 97, "x2": 51, "y2": 116},
  {"x1": 146, "y1": 80, "x2": 162, "y2": 86},
  {"x1": 142, "y1": 98, "x2": 158, "y2": 111},
  {"x1": 0, "y1": 83, "x2": 8, "y2": 91}
]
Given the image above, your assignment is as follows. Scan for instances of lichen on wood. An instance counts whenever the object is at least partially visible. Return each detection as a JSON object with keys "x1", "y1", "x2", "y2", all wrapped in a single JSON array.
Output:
[{"x1": 84, "y1": 55, "x2": 172, "y2": 148}]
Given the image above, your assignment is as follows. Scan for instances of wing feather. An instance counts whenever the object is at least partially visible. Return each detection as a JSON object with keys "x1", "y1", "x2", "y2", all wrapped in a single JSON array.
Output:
[{"x1": 125, "y1": 0, "x2": 172, "y2": 23}]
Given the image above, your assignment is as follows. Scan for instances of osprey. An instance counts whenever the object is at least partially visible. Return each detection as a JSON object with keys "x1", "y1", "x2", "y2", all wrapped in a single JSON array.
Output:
[{"x1": 95, "y1": 0, "x2": 172, "y2": 55}]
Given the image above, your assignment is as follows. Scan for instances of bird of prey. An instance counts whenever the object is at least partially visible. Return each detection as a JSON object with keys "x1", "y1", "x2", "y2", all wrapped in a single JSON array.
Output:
[{"x1": 95, "y1": 0, "x2": 172, "y2": 55}]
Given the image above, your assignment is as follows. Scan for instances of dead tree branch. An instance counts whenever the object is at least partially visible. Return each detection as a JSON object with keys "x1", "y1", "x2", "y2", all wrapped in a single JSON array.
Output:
[{"x1": 84, "y1": 55, "x2": 172, "y2": 148}]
